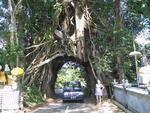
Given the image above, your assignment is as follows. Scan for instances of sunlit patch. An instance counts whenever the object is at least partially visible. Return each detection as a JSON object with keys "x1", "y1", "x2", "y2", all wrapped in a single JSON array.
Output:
[
  {"x1": 0, "y1": 38, "x2": 6, "y2": 50},
  {"x1": 135, "y1": 28, "x2": 150, "y2": 46}
]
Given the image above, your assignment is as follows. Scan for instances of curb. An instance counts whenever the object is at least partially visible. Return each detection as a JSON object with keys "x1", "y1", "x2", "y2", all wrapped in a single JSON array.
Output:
[{"x1": 112, "y1": 100, "x2": 133, "y2": 113}]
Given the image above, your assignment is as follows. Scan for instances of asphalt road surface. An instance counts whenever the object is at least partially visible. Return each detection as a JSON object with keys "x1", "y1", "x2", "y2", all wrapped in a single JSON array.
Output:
[{"x1": 25, "y1": 99, "x2": 125, "y2": 113}]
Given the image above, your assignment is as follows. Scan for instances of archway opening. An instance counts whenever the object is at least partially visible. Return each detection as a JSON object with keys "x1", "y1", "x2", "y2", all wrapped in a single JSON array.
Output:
[
  {"x1": 55, "y1": 61, "x2": 88, "y2": 98},
  {"x1": 49, "y1": 55, "x2": 95, "y2": 99}
]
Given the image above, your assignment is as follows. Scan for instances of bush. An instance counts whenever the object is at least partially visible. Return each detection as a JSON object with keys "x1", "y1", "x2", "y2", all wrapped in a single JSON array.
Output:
[{"x1": 23, "y1": 85, "x2": 44, "y2": 107}]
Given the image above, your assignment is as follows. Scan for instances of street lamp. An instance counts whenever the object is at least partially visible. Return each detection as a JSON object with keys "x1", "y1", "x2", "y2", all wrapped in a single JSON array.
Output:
[{"x1": 129, "y1": 51, "x2": 141, "y2": 86}]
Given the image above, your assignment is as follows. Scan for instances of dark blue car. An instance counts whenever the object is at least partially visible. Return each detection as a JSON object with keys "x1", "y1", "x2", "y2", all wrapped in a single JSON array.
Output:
[{"x1": 63, "y1": 81, "x2": 84, "y2": 102}]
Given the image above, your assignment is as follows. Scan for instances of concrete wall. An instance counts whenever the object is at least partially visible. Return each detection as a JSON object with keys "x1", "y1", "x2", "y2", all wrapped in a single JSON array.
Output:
[{"x1": 113, "y1": 85, "x2": 150, "y2": 113}]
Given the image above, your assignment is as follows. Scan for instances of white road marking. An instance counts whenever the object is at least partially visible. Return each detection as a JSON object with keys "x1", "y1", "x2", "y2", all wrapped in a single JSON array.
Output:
[{"x1": 65, "y1": 106, "x2": 69, "y2": 113}]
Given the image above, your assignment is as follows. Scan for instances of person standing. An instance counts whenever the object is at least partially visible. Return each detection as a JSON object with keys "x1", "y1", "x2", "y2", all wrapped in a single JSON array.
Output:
[
  {"x1": 0, "y1": 65, "x2": 6, "y2": 84},
  {"x1": 95, "y1": 79, "x2": 104, "y2": 104},
  {"x1": 4, "y1": 64, "x2": 10, "y2": 84}
]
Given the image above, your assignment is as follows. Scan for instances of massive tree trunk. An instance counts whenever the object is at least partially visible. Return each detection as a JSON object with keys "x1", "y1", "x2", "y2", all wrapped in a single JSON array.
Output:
[
  {"x1": 75, "y1": 1, "x2": 86, "y2": 61},
  {"x1": 40, "y1": 63, "x2": 54, "y2": 98},
  {"x1": 8, "y1": 0, "x2": 23, "y2": 66},
  {"x1": 84, "y1": 62, "x2": 96, "y2": 98},
  {"x1": 8, "y1": 0, "x2": 15, "y2": 47},
  {"x1": 114, "y1": 0, "x2": 125, "y2": 82},
  {"x1": 114, "y1": 0, "x2": 122, "y2": 28}
]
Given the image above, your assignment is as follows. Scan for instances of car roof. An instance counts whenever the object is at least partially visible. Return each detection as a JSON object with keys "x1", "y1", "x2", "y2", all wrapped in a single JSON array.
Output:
[{"x1": 64, "y1": 81, "x2": 80, "y2": 84}]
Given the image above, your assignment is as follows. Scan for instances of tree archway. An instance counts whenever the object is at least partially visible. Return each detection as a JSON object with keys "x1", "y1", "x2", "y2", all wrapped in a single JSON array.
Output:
[{"x1": 45, "y1": 55, "x2": 96, "y2": 98}]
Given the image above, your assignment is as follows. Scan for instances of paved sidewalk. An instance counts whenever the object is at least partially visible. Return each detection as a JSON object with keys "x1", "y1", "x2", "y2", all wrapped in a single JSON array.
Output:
[{"x1": 93, "y1": 100, "x2": 125, "y2": 113}]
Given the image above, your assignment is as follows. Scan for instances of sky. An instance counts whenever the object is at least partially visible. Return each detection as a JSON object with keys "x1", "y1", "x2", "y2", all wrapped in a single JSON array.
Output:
[
  {"x1": 0, "y1": 38, "x2": 6, "y2": 50},
  {"x1": 135, "y1": 28, "x2": 150, "y2": 47}
]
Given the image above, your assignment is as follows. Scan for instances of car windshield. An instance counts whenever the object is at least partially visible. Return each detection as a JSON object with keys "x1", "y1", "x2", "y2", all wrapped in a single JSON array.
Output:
[{"x1": 64, "y1": 81, "x2": 81, "y2": 91}]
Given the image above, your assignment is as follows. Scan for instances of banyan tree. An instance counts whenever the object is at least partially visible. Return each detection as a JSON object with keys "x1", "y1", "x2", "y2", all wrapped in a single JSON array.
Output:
[
  {"x1": 22, "y1": 0, "x2": 98, "y2": 97},
  {"x1": 21, "y1": 0, "x2": 116, "y2": 97},
  {"x1": 2, "y1": 0, "x2": 149, "y2": 98}
]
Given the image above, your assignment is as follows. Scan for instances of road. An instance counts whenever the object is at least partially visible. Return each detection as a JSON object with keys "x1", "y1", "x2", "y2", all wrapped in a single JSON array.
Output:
[{"x1": 25, "y1": 99, "x2": 125, "y2": 113}]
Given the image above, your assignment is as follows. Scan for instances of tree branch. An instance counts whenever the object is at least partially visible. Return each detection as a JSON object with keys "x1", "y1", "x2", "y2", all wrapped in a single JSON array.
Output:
[
  {"x1": 88, "y1": 56, "x2": 97, "y2": 80},
  {"x1": 26, "y1": 52, "x2": 66, "y2": 72}
]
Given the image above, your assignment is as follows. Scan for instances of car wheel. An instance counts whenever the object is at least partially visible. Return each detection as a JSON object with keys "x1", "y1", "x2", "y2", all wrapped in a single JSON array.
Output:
[
  {"x1": 80, "y1": 99, "x2": 84, "y2": 103},
  {"x1": 63, "y1": 100, "x2": 66, "y2": 103}
]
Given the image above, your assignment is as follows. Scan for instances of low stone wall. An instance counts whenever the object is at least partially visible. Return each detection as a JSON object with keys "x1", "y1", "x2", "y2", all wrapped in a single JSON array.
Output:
[{"x1": 113, "y1": 85, "x2": 150, "y2": 113}]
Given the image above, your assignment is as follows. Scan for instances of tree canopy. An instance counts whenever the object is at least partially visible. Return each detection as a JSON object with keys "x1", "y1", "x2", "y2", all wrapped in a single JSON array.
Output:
[{"x1": 0, "y1": 0, "x2": 150, "y2": 99}]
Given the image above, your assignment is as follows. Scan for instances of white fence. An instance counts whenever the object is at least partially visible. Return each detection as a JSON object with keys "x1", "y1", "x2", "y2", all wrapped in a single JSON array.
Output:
[{"x1": 0, "y1": 87, "x2": 22, "y2": 112}]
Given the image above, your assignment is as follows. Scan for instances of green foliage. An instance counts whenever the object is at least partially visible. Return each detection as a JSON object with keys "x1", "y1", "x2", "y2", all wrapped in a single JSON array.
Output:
[
  {"x1": 0, "y1": 43, "x2": 23, "y2": 66},
  {"x1": 21, "y1": 0, "x2": 62, "y2": 43},
  {"x1": 126, "y1": 0, "x2": 149, "y2": 17},
  {"x1": 0, "y1": 29, "x2": 24, "y2": 67},
  {"x1": 55, "y1": 65, "x2": 86, "y2": 89},
  {"x1": 124, "y1": 58, "x2": 137, "y2": 82},
  {"x1": 123, "y1": 0, "x2": 149, "y2": 32},
  {"x1": 92, "y1": 0, "x2": 113, "y2": 21},
  {"x1": 0, "y1": 0, "x2": 149, "y2": 94},
  {"x1": 89, "y1": 0, "x2": 149, "y2": 82},
  {"x1": 23, "y1": 85, "x2": 44, "y2": 107},
  {"x1": 92, "y1": 52, "x2": 113, "y2": 73}
]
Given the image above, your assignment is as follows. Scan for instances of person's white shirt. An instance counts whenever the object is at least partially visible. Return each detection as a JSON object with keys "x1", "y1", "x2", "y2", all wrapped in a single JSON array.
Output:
[{"x1": 0, "y1": 65, "x2": 2, "y2": 70}]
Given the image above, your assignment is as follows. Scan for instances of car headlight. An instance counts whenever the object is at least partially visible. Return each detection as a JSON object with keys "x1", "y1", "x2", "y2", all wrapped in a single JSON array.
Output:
[
  {"x1": 78, "y1": 92, "x2": 84, "y2": 95},
  {"x1": 64, "y1": 92, "x2": 69, "y2": 96}
]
